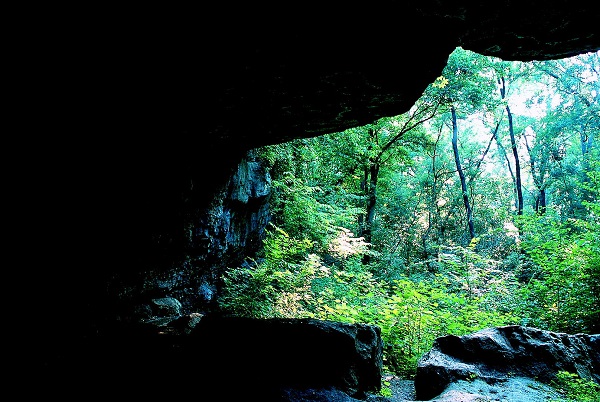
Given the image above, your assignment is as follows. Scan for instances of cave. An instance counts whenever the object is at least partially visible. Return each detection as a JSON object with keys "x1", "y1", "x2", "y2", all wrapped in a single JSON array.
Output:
[{"x1": 16, "y1": 2, "x2": 599, "y2": 399}]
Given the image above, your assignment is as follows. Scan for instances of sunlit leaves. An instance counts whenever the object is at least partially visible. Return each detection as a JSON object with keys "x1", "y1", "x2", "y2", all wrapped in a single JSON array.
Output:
[{"x1": 432, "y1": 75, "x2": 449, "y2": 89}]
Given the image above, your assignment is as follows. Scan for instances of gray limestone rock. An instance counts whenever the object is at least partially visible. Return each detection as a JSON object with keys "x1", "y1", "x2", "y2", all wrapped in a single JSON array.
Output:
[{"x1": 415, "y1": 325, "x2": 599, "y2": 400}]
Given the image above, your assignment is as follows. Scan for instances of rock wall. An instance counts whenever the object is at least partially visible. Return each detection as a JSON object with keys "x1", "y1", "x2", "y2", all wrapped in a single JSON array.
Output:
[{"x1": 103, "y1": 150, "x2": 273, "y2": 324}]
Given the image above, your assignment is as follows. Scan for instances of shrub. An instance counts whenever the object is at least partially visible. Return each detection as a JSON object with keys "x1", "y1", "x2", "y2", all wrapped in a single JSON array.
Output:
[{"x1": 550, "y1": 371, "x2": 600, "y2": 402}]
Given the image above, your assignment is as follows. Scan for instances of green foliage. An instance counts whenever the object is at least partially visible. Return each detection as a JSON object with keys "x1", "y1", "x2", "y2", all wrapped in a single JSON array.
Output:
[
  {"x1": 550, "y1": 371, "x2": 600, "y2": 402},
  {"x1": 218, "y1": 225, "x2": 326, "y2": 318},
  {"x1": 220, "y1": 224, "x2": 518, "y2": 377},
  {"x1": 270, "y1": 172, "x2": 335, "y2": 250},
  {"x1": 263, "y1": 138, "x2": 366, "y2": 252},
  {"x1": 581, "y1": 149, "x2": 600, "y2": 219},
  {"x1": 515, "y1": 211, "x2": 600, "y2": 333},
  {"x1": 312, "y1": 262, "x2": 517, "y2": 377},
  {"x1": 219, "y1": 225, "x2": 373, "y2": 319},
  {"x1": 378, "y1": 379, "x2": 393, "y2": 398},
  {"x1": 430, "y1": 47, "x2": 501, "y2": 115},
  {"x1": 514, "y1": 137, "x2": 599, "y2": 333},
  {"x1": 375, "y1": 255, "x2": 518, "y2": 376},
  {"x1": 262, "y1": 224, "x2": 313, "y2": 264}
]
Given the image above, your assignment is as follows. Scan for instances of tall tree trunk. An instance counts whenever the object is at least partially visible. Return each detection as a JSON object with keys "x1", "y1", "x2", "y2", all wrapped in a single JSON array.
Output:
[
  {"x1": 523, "y1": 132, "x2": 547, "y2": 215},
  {"x1": 507, "y1": 105, "x2": 523, "y2": 215},
  {"x1": 364, "y1": 162, "x2": 379, "y2": 242},
  {"x1": 362, "y1": 161, "x2": 379, "y2": 264},
  {"x1": 451, "y1": 106, "x2": 475, "y2": 240},
  {"x1": 538, "y1": 189, "x2": 547, "y2": 214},
  {"x1": 422, "y1": 127, "x2": 442, "y2": 263},
  {"x1": 499, "y1": 76, "x2": 523, "y2": 215},
  {"x1": 494, "y1": 131, "x2": 519, "y2": 211},
  {"x1": 358, "y1": 165, "x2": 368, "y2": 237}
]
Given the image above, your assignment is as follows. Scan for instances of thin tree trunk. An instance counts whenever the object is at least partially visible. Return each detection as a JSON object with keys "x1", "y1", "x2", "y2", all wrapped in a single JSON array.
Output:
[
  {"x1": 494, "y1": 131, "x2": 519, "y2": 211},
  {"x1": 422, "y1": 124, "x2": 443, "y2": 262},
  {"x1": 358, "y1": 165, "x2": 368, "y2": 237},
  {"x1": 362, "y1": 161, "x2": 379, "y2": 264},
  {"x1": 469, "y1": 119, "x2": 501, "y2": 183},
  {"x1": 523, "y1": 132, "x2": 547, "y2": 215},
  {"x1": 451, "y1": 106, "x2": 475, "y2": 240},
  {"x1": 363, "y1": 162, "x2": 379, "y2": 243},
  {"x1": 499, "y1": 76, "x2": 523, "y2": 215},
  {"x1": 507, "y1": 105, "x2": 523, "y2": 215}
]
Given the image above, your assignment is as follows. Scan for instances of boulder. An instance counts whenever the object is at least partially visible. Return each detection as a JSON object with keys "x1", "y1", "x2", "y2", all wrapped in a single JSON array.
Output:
[
  {"x1": 189, "y1": 316, "x2": 384, "y2": 400},
  {"x1": 26, "y1": 316, "x2": 382, "y2": 400},
  {"x1": 414, "y1": 325, "x2": 600, "y2": 400}
]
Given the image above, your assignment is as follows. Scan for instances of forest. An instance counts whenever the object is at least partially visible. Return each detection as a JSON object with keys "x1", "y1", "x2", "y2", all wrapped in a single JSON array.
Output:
[{"x1": 217, "y1": 48, "x2": 599, "y2": 381}]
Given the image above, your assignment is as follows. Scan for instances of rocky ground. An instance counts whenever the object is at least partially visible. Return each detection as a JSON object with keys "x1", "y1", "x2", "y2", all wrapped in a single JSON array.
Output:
[
  {"x1": 374, "y1": 374, "x2": 571, "y2": 402},
  {"x1": 382, "y1": 375, "x2": 416, "y2": 401}
]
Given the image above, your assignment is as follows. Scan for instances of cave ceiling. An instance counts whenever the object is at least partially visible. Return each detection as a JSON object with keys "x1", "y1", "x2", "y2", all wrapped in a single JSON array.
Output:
[{"x1": 112, "y1": 2, "x2": 599, "y2": 154}]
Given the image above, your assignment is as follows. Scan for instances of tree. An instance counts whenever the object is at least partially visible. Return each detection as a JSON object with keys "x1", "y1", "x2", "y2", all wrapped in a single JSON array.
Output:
[
  {"x1": 428, "y1": 47, "x2": 500, "y2": 241},
  {"x1": 534, "y1": 51, "x2": 599, "y2": 157},
  {"x1": 531, "y1": 51, "x2": 600, "y2": 219},
  {"x1": 450, "y1": 105, "x2": 475, "y2": 239},
  {"x1": 342, "y1": 98, "x2": 441, "y2": 263},
  {"x1": 498, "y1": 74, "x2": 524, "y2": 215}
]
